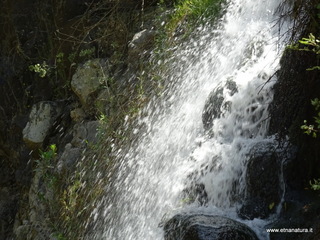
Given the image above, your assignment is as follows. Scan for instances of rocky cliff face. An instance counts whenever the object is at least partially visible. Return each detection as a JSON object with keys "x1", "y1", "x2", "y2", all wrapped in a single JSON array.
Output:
[
  {"x1": 267, "y1": 2, "x2": 320, "y2": 236},
  {"x1": 0, "y1": 0, "x2": 163, "y2": 238},
  {"x1": 267, "y1": 47, "x2": 320, "y2": 240}
]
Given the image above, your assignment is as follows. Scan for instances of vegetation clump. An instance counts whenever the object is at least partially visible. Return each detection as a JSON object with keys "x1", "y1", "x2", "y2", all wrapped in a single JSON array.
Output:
[
  {"x1": 165, "y1": 0, "x2": 226, "y2": 38},
  {"x1": 295, "y1": 33, "x2": 320, "y2": 191}
]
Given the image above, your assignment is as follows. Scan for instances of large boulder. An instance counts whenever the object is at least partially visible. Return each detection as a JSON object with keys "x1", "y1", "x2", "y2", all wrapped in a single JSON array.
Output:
[
  {"x1": 238, "y1": 142, "x2": 281, "y2": 220},
  {"x1": 22, "y1": 101, "x2": 61, "y2": 148},
  {"x1": 202, "y1": 80, "x2": 237, "y2": 132},
  {"x1": 164, "y1": 214, "x2": 258, "y2": 240},
  {"x1": 71, "y1": 59, "x2": 109, "y2": 109}
]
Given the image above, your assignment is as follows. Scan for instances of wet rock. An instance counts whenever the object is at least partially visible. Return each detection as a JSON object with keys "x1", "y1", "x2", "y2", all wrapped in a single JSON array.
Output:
[
  {"x1": 267, "y1": 190, "x2": 320, "y2": 240},
  {"x1": 128, "y1": 29, "x2": 156, "y2": 53},
  {"x1": 71, "y1": 59, "x2": 109, "y2": 108},
  {"x1": 128, "y1": 29, "x2": 156, "y2": 69},
  {"x1": 269, "y1": 49, "x2": 319, "y2": 139},
  {"x1": 182, "y1": 155, "x2": 222, "y2": 206},
  {"x1": 22, "y1": 101, "x2": 62, "y2": 148},
  {"x1": 164, "y1": 214, "x2": 258, "y2": 240},
  {"x1": 238, "y1": 142, "x2": 281, "y2": 220},
  {"x1": 238, "y1": 198, "x2": 270, "y2": 220},
  {"x1": 182, "y1": 183, "x2": 208, "y2": 206},
  {"x1": 202, "y1": 80, "x2": 237, "y2": 132}
]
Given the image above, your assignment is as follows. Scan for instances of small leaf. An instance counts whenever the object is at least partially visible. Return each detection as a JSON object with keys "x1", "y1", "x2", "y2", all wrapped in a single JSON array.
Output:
[
  {"x1": 311, "y1": 98, "x2": 319, "y2": 106},
  {"x1": 50, "y1": 144, "x2": 57, "y2": 153},
  {"x1": 299, "y1": 40, "x2": 309, "y2": 45},
  {"x1": 269, "y1": 202, "x2": 275, "y2": 210},
  {"x1": 309, "y1": 33, "x2": 315, "y2": 41}
]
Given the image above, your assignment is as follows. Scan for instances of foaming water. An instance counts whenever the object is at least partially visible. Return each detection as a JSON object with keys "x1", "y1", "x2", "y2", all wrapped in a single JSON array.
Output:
[{"x1": 90, "y1": 0, "x2": 292, "y2": 239}]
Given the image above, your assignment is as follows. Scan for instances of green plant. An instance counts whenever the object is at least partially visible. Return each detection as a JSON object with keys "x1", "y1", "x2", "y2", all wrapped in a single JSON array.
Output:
[
  {"x1": 52, "y1": 232, "x2": 67, "y2": 240},
  {"x1": 299, "y1": 33, "x2": 320, "y2": 51},
  {"x1": 40, "y1": 144, "x2": 57, "y2": 160},
  {"x1": 34, "y1": 144, "x2": 58, "y2": 193},
  {"x1": 29, "y1": 51, "x2": 67, "y2": 79},
  {"x1": 289, "y1": 33, "x2": 320, "y2": 71},
  {"x1": 35, "y1": 144, "x2": 57, "y2": 174},
  {"x1": 299, "y1": 33, "x2": 320, "y2": 70},
  {"x1": 79, "y1": 47, "x2": 96, "y2": 58},
  {"x1": 29, "y1": 62, "x2": 49, "y2": 78},
  {"x1": 301, "y1": 98, "x2": 320, "y2": 138},
  {"x1": 269, "y1": 202, "x2": 275, "y2": 210},
  {"x1": 310, "y1": 179, "x2": 320, "y2": 190}
]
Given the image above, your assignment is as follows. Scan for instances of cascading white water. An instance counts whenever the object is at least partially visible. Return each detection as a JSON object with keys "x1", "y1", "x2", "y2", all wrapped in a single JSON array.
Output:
[{"x1": 91, "y1": 0, "x2": 292, "y2": 239}]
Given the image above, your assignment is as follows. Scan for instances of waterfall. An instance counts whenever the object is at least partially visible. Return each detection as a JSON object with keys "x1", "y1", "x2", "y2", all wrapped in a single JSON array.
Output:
[{"x1": 90, "y1": 0, "x2": 291, "y2": 239}]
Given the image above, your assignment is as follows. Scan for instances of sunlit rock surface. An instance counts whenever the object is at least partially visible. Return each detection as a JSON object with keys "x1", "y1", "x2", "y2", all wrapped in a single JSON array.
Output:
[
  {"x1": 22, "y1": 101, "x2": 61, "y2": 147},
  {"x1": 71, "y1": 59, "x2": 109, "y2": 108}
]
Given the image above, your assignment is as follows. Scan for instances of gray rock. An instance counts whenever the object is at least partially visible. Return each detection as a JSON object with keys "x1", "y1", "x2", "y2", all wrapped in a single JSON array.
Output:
[
  {"x1": 129, "y1": 29, "x2": 155, "y2": 49},
  {"x1": 70, "y1": 108, "x2": 86, "y2": 122},
  {"x1": 14, "y1": 225, "x2": 31, "y2": 240},
  {"x1": 71, "y1": 121, "x2": 99, "y2": 147},
  {"x1": 57, "y1": 143, "x2": 82, "y2": 174},
  {"x1": 128, "y1": 29, "x2": 155, "y2": 68},
  {"x1": 28, "y1": 170, "x2": 49, "y2": 224},
  {"x1": 71, "y1": 59, "x2": 109, "y2": 107},
  {"x1": 164, "y1": 214, "x2": 258, "y2": 240},
  {"x1": 202, "y1": 80, "x2": 237, "y2": 132},
  {"x1": 22, "y1": 101, "x2": 61, "y2": 147}
]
